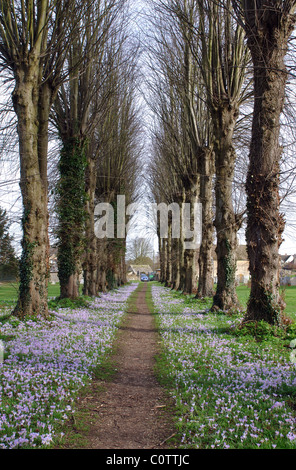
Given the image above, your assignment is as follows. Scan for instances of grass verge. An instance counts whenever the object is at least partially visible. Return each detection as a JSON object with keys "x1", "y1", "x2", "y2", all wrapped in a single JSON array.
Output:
[
  {"x1": 148, "y1": 282, "x2": 296, "y2": 449},
  {"x1": 1, "y1": 282, "x2": 295, "y2": 321},
  {"x1": 53, "y1": 282, "x2": 142, "y2": 449},
  {"x1": 145, "y1": 282, "x2": 182, "y2": 448},
  {"x1": 0, "y1": 283, "x2": 138, "y2": 449}
]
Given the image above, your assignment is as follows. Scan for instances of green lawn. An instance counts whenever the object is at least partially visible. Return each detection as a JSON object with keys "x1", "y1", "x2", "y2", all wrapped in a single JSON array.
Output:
[
  {"x1": 149, "y1": 283, "x2": 296, "y2": 449},
  {"x1": 0, "y1": 282, "x2": 62, "y2": 303},
  {"x1": 1, "y1": 282, "x2": 295, "y2": 320},
  {"x1": 236, "y1": 285, "x2": 296, "y2": 320},
  {"x1": 282, "y1": 286, "x2": 296, "y2": 317},
  {"x1": 0, "y1": 283, "x2": 19, "y2": 302}
]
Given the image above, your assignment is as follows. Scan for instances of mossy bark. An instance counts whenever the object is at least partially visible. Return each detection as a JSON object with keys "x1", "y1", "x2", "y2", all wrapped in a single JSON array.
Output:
[
  {"x1": 159, "y1": 237, "x2": 166, "y2": 284},
  {"x1": 57, "y1": 138, "x2": 87, "y2": 299},
  {"x1": 183, "y1": 184, "x2": 199, "y2": 295},
  {"x1": 12, "y1": 64, "x2": 49, "y2": 318},
  {"x1": 164, "y1": 220, "x2": 172, "y2": 287},
  {"x1": 212, "y1": 104, "x2": 240, "y2": 311},
  {"x1": 243, "y1": 5, "x2": 295, "y2": 324},
  {"x1": 171, "y1": 237, "x2": 181, "y2": 290},
  {"x1": 96, "y1": 239, "x2": 107, "y2": 292},
  {"x1": 83, "y1": 150, "x2": 97, "y2": 296},
  {"x1": 196, "y1": 148, "x2": 214, "y2": 299}
]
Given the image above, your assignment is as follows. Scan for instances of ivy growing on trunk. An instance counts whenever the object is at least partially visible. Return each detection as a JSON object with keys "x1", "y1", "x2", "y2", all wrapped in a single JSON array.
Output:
[{"x1": 56, "y1": 137, "x2": 88, "y2": 299}]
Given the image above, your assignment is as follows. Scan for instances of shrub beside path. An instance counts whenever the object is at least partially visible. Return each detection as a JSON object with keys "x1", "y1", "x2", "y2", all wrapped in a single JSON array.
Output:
[{"x1": 65, "y1": 282, "x2": 176, "y2": 449}]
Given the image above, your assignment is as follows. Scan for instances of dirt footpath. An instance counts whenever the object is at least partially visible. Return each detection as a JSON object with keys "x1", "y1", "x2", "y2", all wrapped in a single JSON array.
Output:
[{"x1": 72, "y1": 282, "x2": 176, "y2": 449}]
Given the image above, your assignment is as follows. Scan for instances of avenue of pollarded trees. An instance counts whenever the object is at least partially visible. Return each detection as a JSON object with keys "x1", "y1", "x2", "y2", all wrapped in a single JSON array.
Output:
[
  {"x1": 146, "y1": 0, "x2": 296, "y2": 326},
  {"x1": 0, "y1": 0, "x2": 296, "y2": 329}
]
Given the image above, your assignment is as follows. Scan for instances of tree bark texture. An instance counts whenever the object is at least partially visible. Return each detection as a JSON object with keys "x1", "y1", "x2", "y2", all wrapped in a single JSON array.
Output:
[
  {"x1": 212, "y1": 104, "x2": 240, "y2": 311},
  {"x1": 197, "y1": 147, "x2": 214, "y2": 298},
  {"x1": 178, "y1": 190, "x2": 187, "y2": 293},
  {"x1": 96, "y1": 239, "x2": 107, "y2": 292},
  {"x1": 183, "y1": 184, "x2": 199, "y2": 295},
  {"x1": 243, "y1": 3, "x2": 295, "y2": 324},
  {"x1": 12, "y1": 64, "x2": 49, "y2": 318},
  {"x1": 83, "y1": 152, "x2": 98, "y2": 296},
  {"x1": 57, "y1": 138, "x2": 86, "y2": 298},
  {"x1": 159, "y1": 237, "x2": 166, "y2": 283},
  {"x1": 164, "y1": 220, "x2": 172, "y2": 287},
  {"x1": 171, "y1": 237, "x2": 181, "y2": 290}
]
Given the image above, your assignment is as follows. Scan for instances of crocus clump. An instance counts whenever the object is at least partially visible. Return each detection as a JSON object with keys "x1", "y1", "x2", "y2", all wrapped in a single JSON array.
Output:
[
  {"x1": 0, "y1": 283, "x2": 138, "y2": 449},
  {"x1": 152, "y1": 284, "x2": 296, "y2": 449}
]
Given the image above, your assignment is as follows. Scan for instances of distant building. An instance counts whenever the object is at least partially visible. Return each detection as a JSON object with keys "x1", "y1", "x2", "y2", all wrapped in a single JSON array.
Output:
[
  {"x1": 280, "y1": 254, "x2": 296, "y2": 285},
  {"x1": 127, "y1": 264, "x2": 153, "y2": 281},
  {"x1": 49, "y1": 247, "x2": 83, "y2": 284},
  {"x1": 282, "y1": 254, "x2": 296, "y2": 273},
  {"x1": 49, "y1": 248, "x2": 59, "y2": 284},
  {"x1": 212, "y1": 244, "x2": 250, "y2": 284}
]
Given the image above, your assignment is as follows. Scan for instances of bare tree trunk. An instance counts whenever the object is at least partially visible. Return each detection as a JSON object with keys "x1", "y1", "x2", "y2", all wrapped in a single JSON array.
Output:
[
  {"x1": 212, "y1": 105, "x2": 240, "y2": 311},
  {"x1": 183, "y1": 184, "x2": 199, "y2": 295},
  {"x1": 159, "y1": 237, "x2": 166, "y2": 283},
  {"x1": 61, "y1": 274, "x2": 80, "y2": 298},
  {"x1": 109, "y1": 239, "x2": 125, "y2": 288},
  {"x1": 179, "y1": 239, "x2": 186, "y2": 291},
  {"x1": 197, "y1": 147, "x2": 214, "y2": 298},
  {"x1": 165, "y1": 220, "x2": 172, "y2": 287},
  {"x1": 178, "y1": 189, "x2": 186, "y2": 292},
  {"x1": 12, "y1": 64, "x2": 49, "y2": 318},
  {"x1": 106, "y1": 247, "x2": 116, "y2": 290},
  {"x1": 242, "y1": 4, "x2": 295, "y2": 324},
  {"x1": 164, "y1": 239, "x2": 168, "y2": 285},
  {"x1": 171, "y1": 237, "x2": 180, "y2": 290},
  {"x1": 121, "y1": 240, "x2": 127, "y2": 284},
  {"x1": 83, "y1": 151, "x2": 97, "y2": 296},
  {"x1": 168, "y1": 219, "x2": 173, "y2": 286},
  {"x1": 97, "y1": 239, "x2": 107, "y2": 292},
  {"x1": 157, "y1": 215, "x2": 165, "y2": 284},
  {"x1": 184, "y1": 252, "x2": 194, "y2": 294}
]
